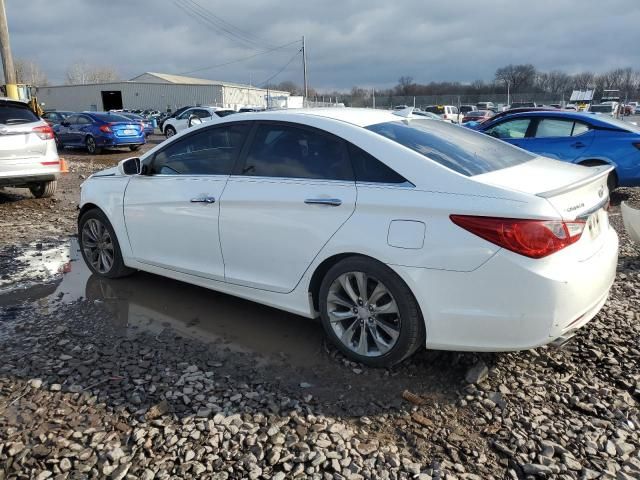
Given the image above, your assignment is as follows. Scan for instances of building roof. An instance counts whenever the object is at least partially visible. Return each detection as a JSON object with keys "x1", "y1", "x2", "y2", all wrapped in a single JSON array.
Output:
[{"x1": 129, "y1": 72, "x2": 222, "y2": 85}]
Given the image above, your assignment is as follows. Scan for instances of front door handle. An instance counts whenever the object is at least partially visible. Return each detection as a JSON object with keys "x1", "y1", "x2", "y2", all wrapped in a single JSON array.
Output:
[
  {"x1": 571, "y1": 141, "x2": 586, "y2": 148},
  {"x1": 304, "y1": 198, "x2": 342, "y2": 207},
  {"x1": 190, "y1": 196, "x2": 216, "y2": 203}
]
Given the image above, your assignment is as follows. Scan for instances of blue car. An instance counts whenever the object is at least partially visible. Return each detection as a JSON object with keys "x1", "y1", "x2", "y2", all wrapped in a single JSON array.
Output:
[
  {"x1": 120, "y1": 112, "x2": 155, "y2": 137},
  {"x1": 476, "y1": 111, "x2": 640, "y2": 188},
  {"x1": 55, "y1": 112, "x2": 146, "y2": 154}
]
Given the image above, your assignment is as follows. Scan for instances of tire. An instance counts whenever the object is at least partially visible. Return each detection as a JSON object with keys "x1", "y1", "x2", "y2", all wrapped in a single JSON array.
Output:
[
  {"x1": 85, "y1": 136, "x2": 102, "y2": 155},
  {"x1": 129, "y1": 145, "x2": 141, "y2": 152},
  {"x1": 29, "y1": 180, "x2": 57, "y2": 198},
  {"x1": 318, "y1": 256, "x2": 425, "y2": 367},
  {"x1": 78, "y1": 208, "x2": 134, "y2": 279},
  {"x1": 55, "y1": 135, "x2": 64, "y2": 150},
  {"x1": 165, "y1": 125, "x2": 176, "y2": 138}
]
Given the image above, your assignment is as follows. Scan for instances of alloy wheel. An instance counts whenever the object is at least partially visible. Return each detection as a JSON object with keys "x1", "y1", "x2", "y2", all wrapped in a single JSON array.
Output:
[
  {"x1": 82, "y1": 218, "x2": 115, "y2": 274},
  {"x1": 86, "y1": 137, "x2": 96, "y2": 154},
  {"x1": 166, "y1": 127, "x2": 175, "y2": 138},
  {"x1": 326, "y1": 271, "x2": 401, "y2": 357}
]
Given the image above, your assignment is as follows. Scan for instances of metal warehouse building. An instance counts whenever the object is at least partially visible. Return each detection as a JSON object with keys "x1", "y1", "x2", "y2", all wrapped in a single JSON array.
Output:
[{"x1": 37, "y1": 72, "x2": 290, "y2": 112}]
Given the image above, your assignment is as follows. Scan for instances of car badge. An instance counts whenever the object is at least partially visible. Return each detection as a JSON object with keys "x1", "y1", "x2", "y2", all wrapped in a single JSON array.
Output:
[{"x1": 598, "y1": 185, "x2": 604, "y2": 198}]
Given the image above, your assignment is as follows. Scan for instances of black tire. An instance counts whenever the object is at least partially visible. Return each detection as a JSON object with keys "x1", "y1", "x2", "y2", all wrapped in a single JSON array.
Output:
[
  {"x1": 55, "y1": 135, "x2": 64, "y2": 150},
  {"x1": 85, "y1": 136, "x2": 102, "y2": 155},
  {"x1": 29, "y1": 180, "x2": 57, "y2": 198},
  {"x1": 318, "y1": 256, "x2": 425, "y2": 367},
  {"x1": 129, "y1": 145, "x2": 141, "y2": 152},
  {"x1": 78, "y1": 208, "x2": 134, "y2": 279},
  {"x1": 164, "y1": 125, "x2": 176, "y2": 138}
]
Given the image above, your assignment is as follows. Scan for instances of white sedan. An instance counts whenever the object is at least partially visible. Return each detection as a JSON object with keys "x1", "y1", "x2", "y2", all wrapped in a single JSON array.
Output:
[
  {"x1": 78, "y1": 108, "x2": 618, "y2": 366},
  {"x1": 162, "y1": 106, "x2": 236, "y2": 137}
]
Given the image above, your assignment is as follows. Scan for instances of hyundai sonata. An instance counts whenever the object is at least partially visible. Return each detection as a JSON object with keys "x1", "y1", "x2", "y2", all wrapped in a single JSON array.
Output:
[{"x1": 78, "y1": 108, "x2": 618, "y2": 366}]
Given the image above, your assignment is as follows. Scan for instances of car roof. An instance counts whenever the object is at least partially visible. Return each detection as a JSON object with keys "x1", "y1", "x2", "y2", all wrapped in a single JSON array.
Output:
[{"x1": 236, "y1": 108, "x2": 401, "y2": 128}]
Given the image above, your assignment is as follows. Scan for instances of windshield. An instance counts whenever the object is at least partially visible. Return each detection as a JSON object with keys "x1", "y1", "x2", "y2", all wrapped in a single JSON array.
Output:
[
  {"x1": 424, "y1": 106, "x2": 445, "y2": 114},
  {"x1": 0, "y1": 104, "x2": 39, "y2": 124},
  {"x1": 366, "y1": 119, "x2": 534, "y2": 176},
  {"x1": 92, "y1": 113, "x2": 133, "y2": 123},
  {"x1": 589, "y1": 105, "x2": 613, "y2": 113}
]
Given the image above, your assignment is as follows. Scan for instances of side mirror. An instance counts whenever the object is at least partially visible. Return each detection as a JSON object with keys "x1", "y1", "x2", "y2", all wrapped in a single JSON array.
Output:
[
  {"x1": 188, "y1": 114, "x2": 202, "y2": 128},
  {"x1": 117, "y1": 157, "x2": 141, "y2": 176}
]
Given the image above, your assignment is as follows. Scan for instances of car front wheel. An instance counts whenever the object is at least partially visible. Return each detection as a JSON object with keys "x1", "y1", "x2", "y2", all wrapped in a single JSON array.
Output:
[
  {"x1": 319, "y1": 256, "x2": 425, "y2": 367},
  {"x1": 79, "y1": 209, "x2": 134, "y2": 278},
  {"x1": 165, "y1": 126, "x2": 176, "y2": 138}
]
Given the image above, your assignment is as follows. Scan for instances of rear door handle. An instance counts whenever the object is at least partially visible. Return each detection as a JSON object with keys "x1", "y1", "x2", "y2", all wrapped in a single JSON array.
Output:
[
  {"x1": 571, "y1": 142, "x2": 586, "y2": 148},
  {"x1": 190, "y1": 196, "x2": 216, "y2": 203},
  {"x1": 304, "y1": 198, "x2": 342, "y2": 206}
]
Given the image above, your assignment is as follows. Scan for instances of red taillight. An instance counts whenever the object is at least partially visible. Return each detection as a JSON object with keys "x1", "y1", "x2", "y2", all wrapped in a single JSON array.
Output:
[
  {"x1": 450, "y1": 215, "x2": 586, "y2": 259},
  {"x1": 33, "y1": 125, "x2": 54, "y2": 140},
  {"x1": 99, "y1": 124, "x2": 112, "y2": 133}
]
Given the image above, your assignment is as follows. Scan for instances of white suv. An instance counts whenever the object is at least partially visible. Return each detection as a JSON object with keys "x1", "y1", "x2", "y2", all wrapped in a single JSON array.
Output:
[
  {"x1": 0, "y1": 99, "x2": 60, "y2": 198},
  {"x1": 162, "y1": 106, "x2": 237, "y2": 137}
]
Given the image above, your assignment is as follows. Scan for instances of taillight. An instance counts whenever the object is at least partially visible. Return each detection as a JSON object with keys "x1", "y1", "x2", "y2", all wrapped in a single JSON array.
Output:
[
  {"x1": 99, "y1": 124, "x2": 112, "y2": 133},
  {"x1": 32, "y1": 125, "x2": 54, "y2": 140},
  {"x1": 450, "y1": 215, "x2": 586, "y2": 259}
]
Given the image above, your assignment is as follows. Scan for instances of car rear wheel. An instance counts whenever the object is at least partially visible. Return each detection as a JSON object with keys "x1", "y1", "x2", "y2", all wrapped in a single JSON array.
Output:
[
  {"x1": 85, "y1": 136, "x2": 102, "y2": 155},
  {"x1": 319, "y1": 256, "x2": 425, "y2": 367},
  {"x1": 29, "y1": 180, "x2": 57, "y2": 198},
  {"x1": 79, "y1": 209, "x2": 134, "y2": 279},
  {"x1": 165, "y1": 125, "x2": 176, "y2": 138}
]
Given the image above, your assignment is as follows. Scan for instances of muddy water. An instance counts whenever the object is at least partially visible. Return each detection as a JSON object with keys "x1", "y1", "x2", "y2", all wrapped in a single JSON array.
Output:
[{"x1": 0, "y1": 238, "x2": 326, "y2": 366}]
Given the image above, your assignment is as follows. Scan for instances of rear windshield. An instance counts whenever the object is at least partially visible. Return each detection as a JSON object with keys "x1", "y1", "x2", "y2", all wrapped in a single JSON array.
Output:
[
  {"x1": 92, "y1": 113, "x2": 132, "y2": 123},
  {"x1": 424, "y1": 106, "x2": 445, "y2": 114},
  {"x1": 0, "y1": 104, "x2": 39, "y2": 124},
  {"x1": 595, "y1": 115, "x2": 640, "y2": 133},
  {"x1": 589, "y1": 105, "x2": 613, "y2": 113},
  {"x1": 367, "y1": 119, "x2": 534, "y2": 176}
]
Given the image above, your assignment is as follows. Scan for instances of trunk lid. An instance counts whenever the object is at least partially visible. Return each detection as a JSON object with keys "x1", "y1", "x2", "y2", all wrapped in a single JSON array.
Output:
[
  {"x1": 109, "y1": 122, "x2": 142, "y2": 138},
  {"x1": 475, "y1": 157, "x2": 613, "y2": 259},
  {"x1": 0, "y1": 121, "x2": 48, "y2": 161}
]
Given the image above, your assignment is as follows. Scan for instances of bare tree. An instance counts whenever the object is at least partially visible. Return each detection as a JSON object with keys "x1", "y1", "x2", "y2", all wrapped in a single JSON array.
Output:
[
  {"x1": 494, "y1": 64, "x2": 537, "y2": 92},
  {"x1": 571, "y1": 72, "x2": 595, "y2": 90},
  {"x1": 65, "y1": 62, "x2": 119, "y2": 85},
  {"x1": 397, "y1": 76, "x2": 415, "y2": 95},
  {"x1": 536, "y1": 70, "x2": 571, "y2": 95},
  {"x1": 14, "y1": 58, "x2": 48, "y2": 86}
]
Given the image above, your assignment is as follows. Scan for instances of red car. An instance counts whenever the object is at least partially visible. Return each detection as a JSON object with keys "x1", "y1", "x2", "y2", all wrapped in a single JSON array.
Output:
[{"x1": 462, "y1": 110, "x2": 495, "y2": 123}]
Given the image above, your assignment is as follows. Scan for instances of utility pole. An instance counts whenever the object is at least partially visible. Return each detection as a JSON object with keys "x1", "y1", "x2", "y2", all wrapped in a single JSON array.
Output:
[
  {"x1": 372, "y1": 88, "x2": 376, "y2": 109},
  {"x1": 302, "y1": 36, "x2": 308, "y2": 107},
  {"x1": 0, "y1": 0, "x2": 17, "y2": 99}
]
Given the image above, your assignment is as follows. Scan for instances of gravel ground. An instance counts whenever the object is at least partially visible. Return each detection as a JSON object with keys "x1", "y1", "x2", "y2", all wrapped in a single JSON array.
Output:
[{"x1": 0, "y1": 146, "x2": 639, "y2": 479}]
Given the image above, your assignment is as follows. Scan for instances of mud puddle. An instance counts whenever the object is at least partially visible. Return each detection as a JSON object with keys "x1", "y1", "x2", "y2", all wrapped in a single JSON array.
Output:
[{"x1": 0, "y1": 238, "x2": 326, "y2": 367}]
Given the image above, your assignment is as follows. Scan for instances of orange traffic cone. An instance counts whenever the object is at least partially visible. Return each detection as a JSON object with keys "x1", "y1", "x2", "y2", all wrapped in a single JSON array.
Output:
[{"x1": 59, "y1": 158, "x2": 69, "y2": 173}]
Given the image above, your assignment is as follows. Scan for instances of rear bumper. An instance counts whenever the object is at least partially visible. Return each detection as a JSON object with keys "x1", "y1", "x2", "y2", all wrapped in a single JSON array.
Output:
[
  {"x1": 391, "y1": 226, "x2": 619, "y2": 351},
  {"x1": 0, "y1": 172, "x2": 59, "y2": 187},
  {"x1": 96, "y1": 134, "x2": 145, "y2": 147}
]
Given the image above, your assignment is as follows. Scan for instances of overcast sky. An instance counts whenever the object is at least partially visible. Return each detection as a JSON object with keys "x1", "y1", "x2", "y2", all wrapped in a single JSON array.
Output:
[{"x1": 9, "y1": 0, "x2": 640, "y2": 90}]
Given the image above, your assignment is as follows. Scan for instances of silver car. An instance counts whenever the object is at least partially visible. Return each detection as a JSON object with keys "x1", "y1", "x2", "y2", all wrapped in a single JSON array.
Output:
[{"x1": 0, "y1": 99, "x2": 60, "y2": 198}]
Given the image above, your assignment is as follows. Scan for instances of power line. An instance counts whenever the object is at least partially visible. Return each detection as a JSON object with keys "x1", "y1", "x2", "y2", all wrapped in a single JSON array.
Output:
[
  {"x1": 180, "y1": 40, "x2": 301, "y2": 75},
  {"x1": 258, "y1": 48, "x2": 302, "y2": 87},
  {"x1": 173, "y1": 0, "x2": 270, "y2": 50}
]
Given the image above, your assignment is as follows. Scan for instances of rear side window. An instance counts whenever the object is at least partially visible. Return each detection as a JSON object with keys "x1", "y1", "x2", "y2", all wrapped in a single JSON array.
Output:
[
  {"x1": 485, "y1": 118, "x2": 531, "y2": 139},
  {"x1": 242, "y1": 123, "x2": 352, "y2": 180},
  {"x1": 348, "y1": 144, "x2": 408, "y2": 184},
  {"x1": 535, "y1": 118, "x2": 591, "y2": 138},
  {"x1": 0, "y1": 104, "x2": 39, "y2": 124},
  {"x1": 152, "y1": 124, "x2": 249, "y2": 175},
  {"x1": 367, "y1": 119, "x2": 534, "y2": 176}
]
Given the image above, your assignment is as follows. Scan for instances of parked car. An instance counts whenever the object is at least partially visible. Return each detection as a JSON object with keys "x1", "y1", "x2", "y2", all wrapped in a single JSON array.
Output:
[
  {"x1": 466, "y1": 107, "x2": 556, "y2": 129},
  {"x1": 162, "y1": 106, "x2": 237, "y2": 137},
  {"x1": 423, "y1": 105, "x2": 462, "y2": 123},
  {"x1": 54, "y1": 112, "x2": 145, "y2": 154},
  {"x1": 461, "y1": 109, "x2": 494, "y2": 124},
  {"x1": 42, "y1": 110, "x2": 74, "y2": 126},
  {"x1": 158, "y1": 106, "x2": 194, "y2": 132},
  {"x1": 477, "y1": 110, "x2": 640, "y2": 189},
  {"x1": 588, "y1": 103, "x2": 617, "y2": 116},
  {"x1": 411, "y1": 110, "x2": 444, "y2": 120},
  {"x1": 120, "y1": 112, "x2": 154, "y2": 137},
  {"x1": 476, "y1": 101, "x2": 496, "y2": 111},
  {"x1": 78, "y1": 108, "x2": 617, "y2": 366},
  {"x1": 459, "y1": 105, "x2": 478, "y2": 114},
  {"x1": 509, "y1": 102, "x2": 537, "y2": 109},
  {"x1": 0, "y1": 99, "x2": 60, "y2": 198}
]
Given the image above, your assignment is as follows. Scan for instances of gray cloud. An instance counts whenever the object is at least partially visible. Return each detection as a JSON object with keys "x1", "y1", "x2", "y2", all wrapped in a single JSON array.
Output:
[{"x1": 7, "y1": 0, "x2": 640, "y2": 90}]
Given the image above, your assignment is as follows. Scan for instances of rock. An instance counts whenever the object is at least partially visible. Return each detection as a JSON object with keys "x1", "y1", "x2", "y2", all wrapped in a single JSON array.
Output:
[
  {"x1": 110, "y1": 463, "x2": 131, "y2": 480},
  {"x1": 28, "y1": 378, "x2": 43, "y2": 389},
  {"x1": 50, "y1": 384, "x2": 62, "y2": 391},
  {"x1": 522, "y1": 464, "x2": 551, "y2": 476},
  {"x1": 59, "y1": 458, "x2": 72, "y2": 472},
  {"x1": 465, "y1": 361, "x2": 489, "y2": 384},
  {"x1": 107, "y1": 447, "x2": 125, "y2": 463},
  {"x1": 146, "y1": 400, "x2": 169, "y2": 420}
]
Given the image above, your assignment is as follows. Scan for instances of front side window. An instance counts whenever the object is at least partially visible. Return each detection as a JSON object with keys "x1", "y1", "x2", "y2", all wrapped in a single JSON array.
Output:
[
  {"x1": 77, "y1": 116, "x2": 92, "y2": 125},
  {"x1": 64, "y1": 115, "x2": 79, "y2": 124},
  {"x1": 484, "y1": 118, "x2": 531, "y2": 139},
  {"x1": 367, "y1": 119, "x2": 534, "y2": 176},
  {"x1": 193, "y1": 109, "x2": 211, "y2": 119},
  {"x1": 151, "y1": 123, "x2": 249, "y2": 175},
  {"x1": 241, "y1": 123, "x2": 352, "y2": 180}
]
